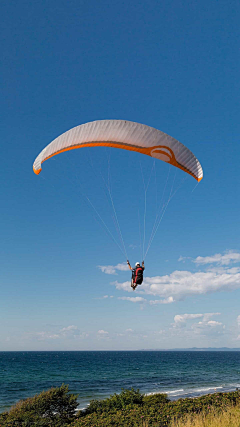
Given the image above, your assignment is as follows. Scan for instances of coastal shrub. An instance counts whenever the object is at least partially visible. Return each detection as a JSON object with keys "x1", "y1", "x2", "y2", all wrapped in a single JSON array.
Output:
[
  {"x1": 143, "y1": 393, "x2": 170, "y2": 406},
  {"x1": 2, "y1": 386, "x2": 240, "y2": 427},
  {"x1": 83, "y1": 388, "x2": 144, "y2": 415},
  {"x1": 0, "y1": 412, "x2": 8, "y2": 424},
  {"x1": 4, "y1": 384, "x2": 78, "y2": 427},
  {"x1": 72, "y1": 389, "x2": 240, "y2": 427}
]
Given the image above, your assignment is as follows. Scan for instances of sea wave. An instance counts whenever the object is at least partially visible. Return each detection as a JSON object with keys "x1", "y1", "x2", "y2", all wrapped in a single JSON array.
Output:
[
  {"x1": 194, "y1": 386, "x2": 223, "y2": 392},
  {"x1": 146, "y1": 389, "x2": 184, "y2": 396},
  {"x1": 145, "y1": 384, "x2": 240, "y2": 400}
]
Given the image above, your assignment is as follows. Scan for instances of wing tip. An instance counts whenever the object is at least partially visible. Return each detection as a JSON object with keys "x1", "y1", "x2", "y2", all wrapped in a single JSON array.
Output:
[{"x1": 33, "y1": 165, "x2": 42, "y2": 175}]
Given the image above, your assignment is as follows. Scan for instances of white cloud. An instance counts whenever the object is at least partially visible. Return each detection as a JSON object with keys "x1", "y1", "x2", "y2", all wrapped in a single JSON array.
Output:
[
  {"x1": 34, "y1": 332, "x2": 60, "y2": 340},
  {"x1": 150, "y1": 297, "x2": 174, "y2": 305},
  {"x1": 98, "y1": 262, "x2": 129, "y2": 275},
  {"x1": 191, "y1": 320, "x2": 224, "y2": 337},
  {"x1": 26, "y1": 325, "x2": 88, "y2": 341},
  {"x1": 202, "y1": 313, "x2": 221, "y2": 322},
  {"x1": 193, "y1": 251, "x2": 240, "y2": 266},
  {"x1": 113, "y1": 265, "x2": 240, "y2": 301},
  {"x1": 97, "y1": 330, "x2": 110, "y2": 340},
  {"x1": 98, "y1": 266, "x2": 117, "y2": 275},
  {"x1": 171, "y1": 313, "x2": 225, "y2": 339},
  {"x1": 179, "y1": 251, "x2": 240, "y2": 267},
  {"x1": 95, "y1": 295, "x2": 114, "y2": 300},
  {"x1": 113, "y1": 280, "x2": 132, "y2": 292},
  {"x1": 118, "y1": 297, "x2": 146, "y2": 303},
  {"x1": 173, "y1": 313, "x2": 221, "y2": 327},
  {"x1": 110, "y1": 252, "x2": 240, "y2": 304},
  {"x1": 98, "y1": 330, "x2": 109, "y2": 335},
  {"x1": 207, "y1": 321, "x2": 222, "y2": 326},
  {"x1": 60, "y1": 325, "x2": 86, "y2": 338},
  {"x1": 178, "y1": 256, "x2": 192, "y2": 263},
  {"x1": 60, "y1": 325, "x2": 77, "y2": 332},
  {"x1": 79, "y1": 332, "x2": 89, "y2": 338},
  {"x1": 237, "y1": 315, "x2": 240, "y2": 327},
  {"x1": 174, "y1": 314, "x2": 203, "y2": 325}
]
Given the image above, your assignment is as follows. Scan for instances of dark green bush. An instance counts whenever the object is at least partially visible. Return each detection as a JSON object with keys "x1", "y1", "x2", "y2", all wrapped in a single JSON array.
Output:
[
  {"x1": 143, "y1": 393, "x2": 169, "y2": 406},
  {"x1": 3, "y1": 384, "x2": 78, "y2": 427},
  {"x1": 0, "y1": 412, "x2": 8, "y2": 424},
  {"x1": 83, "y1": 388, "x2": 144, "y2": 415}
]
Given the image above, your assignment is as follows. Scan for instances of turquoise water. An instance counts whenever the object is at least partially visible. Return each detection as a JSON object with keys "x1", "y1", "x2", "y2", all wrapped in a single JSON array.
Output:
[{"x1": 1, "y1": 351, "x2": 240, "y2": 413}]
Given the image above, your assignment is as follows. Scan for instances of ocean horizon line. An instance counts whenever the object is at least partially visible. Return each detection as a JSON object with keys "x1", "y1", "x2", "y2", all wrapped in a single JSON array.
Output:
[{"x1": 1, "y1": 347, "x2": 240, "y2": 352}]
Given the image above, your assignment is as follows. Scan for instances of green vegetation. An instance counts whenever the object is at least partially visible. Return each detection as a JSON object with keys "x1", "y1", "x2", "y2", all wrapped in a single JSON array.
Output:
[
  {"x1": 1, "y1": 386, "x2": 240, "y2": 426},
  {"x1": 71, "y1": 389, "x2": 240, "y2": 426},
  {"x1": 0, "y1": 384, "x2": 78, "y2": 426},
  {"x1": 83, "y1": 388, "x2": 145, "y2": 415}
]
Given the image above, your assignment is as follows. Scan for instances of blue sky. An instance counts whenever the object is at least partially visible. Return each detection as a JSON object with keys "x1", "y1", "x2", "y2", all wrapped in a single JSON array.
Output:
[{"x1": 1, "y1": 0, "x2": 240, "y2": 350}]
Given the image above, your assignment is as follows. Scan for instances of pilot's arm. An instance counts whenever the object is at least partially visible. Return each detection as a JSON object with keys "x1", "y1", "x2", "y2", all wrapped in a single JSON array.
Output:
[{"x1": 127, "y1": 260, "x2": 132, "y2": 270}]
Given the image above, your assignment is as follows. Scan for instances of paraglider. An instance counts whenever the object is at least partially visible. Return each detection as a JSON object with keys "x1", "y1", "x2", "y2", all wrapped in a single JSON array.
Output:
[
  {"x1": 33, "y1": 120, "x2": 203, "y2": 290},
  {"x1": 127, "y1": 260, "x2": 145, "y2": 290}
]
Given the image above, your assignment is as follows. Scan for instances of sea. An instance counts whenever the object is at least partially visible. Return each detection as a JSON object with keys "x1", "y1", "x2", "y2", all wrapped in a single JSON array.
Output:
[{"x1": 1, "y1": 351, "x2": 240, "y2": 413}]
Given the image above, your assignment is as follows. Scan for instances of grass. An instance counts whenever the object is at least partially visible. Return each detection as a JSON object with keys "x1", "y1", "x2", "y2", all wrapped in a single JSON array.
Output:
[{"x1": 170, "y1": 405, "x2": 240, "y2": 427}]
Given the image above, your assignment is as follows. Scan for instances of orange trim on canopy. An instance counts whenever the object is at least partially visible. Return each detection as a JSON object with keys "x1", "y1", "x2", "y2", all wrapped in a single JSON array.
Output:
[{"x1": 33, "y1": 141, "x2": 202, "y2": 181}]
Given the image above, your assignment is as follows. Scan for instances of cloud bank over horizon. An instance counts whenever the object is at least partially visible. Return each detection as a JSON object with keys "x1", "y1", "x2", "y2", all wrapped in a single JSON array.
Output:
[{"x1": 12, "y1": 311, "x2": 237, "y2": 349}]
